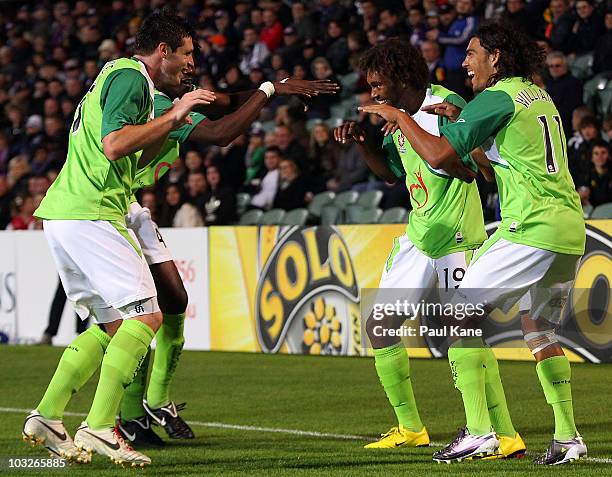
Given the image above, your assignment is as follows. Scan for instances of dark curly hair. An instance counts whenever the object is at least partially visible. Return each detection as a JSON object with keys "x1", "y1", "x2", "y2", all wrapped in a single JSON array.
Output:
[
  {"x1": 358, "y1": 38, "x2": 429, "y2": 92},
  {"x1": 475, "y1": 21, "x2": 545, "y2": 87},
  {"x1": 135, "y1": 7, "x2": 197, "y2": 55}
]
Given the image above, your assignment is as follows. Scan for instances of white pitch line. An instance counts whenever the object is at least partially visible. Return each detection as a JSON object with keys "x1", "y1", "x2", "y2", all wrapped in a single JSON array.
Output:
[{"x1": 2, "y1": 407, "x2": 611, "y2": 464}]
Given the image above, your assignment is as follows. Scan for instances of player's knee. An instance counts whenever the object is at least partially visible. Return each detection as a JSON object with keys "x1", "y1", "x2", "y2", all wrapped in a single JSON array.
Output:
[
  {"x1": 524, "y1": 329, "x2": 558, "y2": 355},
  {"x1": 158, "y1": 285, "x2": 188, "y2": 315},
  {"x1": 366, "y1": 314, "x2": 401, "y2": 349}
]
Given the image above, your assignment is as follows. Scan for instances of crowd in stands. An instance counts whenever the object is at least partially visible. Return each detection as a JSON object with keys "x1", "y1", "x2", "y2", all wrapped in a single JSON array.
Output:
[{"x1": 0, "y1": 0, "x2": 610, "y2": 229}]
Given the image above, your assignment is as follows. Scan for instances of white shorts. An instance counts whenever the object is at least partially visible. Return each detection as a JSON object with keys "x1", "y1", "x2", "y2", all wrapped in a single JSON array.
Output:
[
  {"x1": 127, "y1": 202, "x2": 173, "y2": 266},
  {"x1": 43, "y1": 219, "x2": 159, "y2": 324},
  {"x1": 458, "y1": 233, "x2": 580, "y2": 324},
  {"x1": 379, "y1": 234, "x2": 472, "y2": 296}
]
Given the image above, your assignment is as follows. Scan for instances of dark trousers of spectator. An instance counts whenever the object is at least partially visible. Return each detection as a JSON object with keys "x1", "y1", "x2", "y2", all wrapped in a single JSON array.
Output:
[{"x1": 44, "y1": 279, "x2": 88, "y2": 336}]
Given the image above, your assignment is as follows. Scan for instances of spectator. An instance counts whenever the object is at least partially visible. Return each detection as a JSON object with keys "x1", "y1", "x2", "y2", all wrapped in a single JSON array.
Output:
[
  {"x1": 0, "y1": 175, "x2": 12, "y2": 229},
  {"x1": 277, "y1": 26, "x2": 303, "y2": 68},
  {"x1": 239, "y1": 26, "x2": 270, "y2": 75},
  {"x1": 202, "y1": 165, "x2": 237, "y2": 225},
  {"x1": 326, "y1": 142, "x2": 369, "y2": 192},
  {"x1": 274, "y1": 124, "x2": 308, "y2": 172},
  {"x1": 592, "y1": 10, "x2": 612, "y2": 75},
  {"x1": 260, "y1": 9, "x2": 284, "y2": 52},
  {"x1": 158, "y1": 184, "x2": 204, "y2": 228},
  {"x1": 308, "y1": 122, "x2": 339, "y2": 191},
  {"x1": 186, "y1": 170, "x2": 208, "y2": 211},
  {"x1": 140, "y1": 190, "x2": 158, "y2": 223},
  {"x1": 212, "y1": 134, "x2": 248, "y2": 191},
  {"x1": 307, "y1": 57, "x2": 342, "y2": 119},
  {"x1": 545, "y1": 51, "x2": 584, "y2": 137},
  {"x1": 378, "y1": 9, "x2": 408, "y2": 39},
  {"x1": 273, "y1": 159, "x2": 308, "y2": 210},
  {"x1": 6, "y1": 194, "x2": 36, "y2": 230},
  {"x1": 571, "y1": 116, "x2": 601, "y2": 183},
  {"x1": 421, "y1": 40, "x2": 446, "y2": 85},
  {"x1": 502, "y1": 0, "x2": 542, "y2": 38},
  {"x1": 291, "y1": 1, "x2": 317, "y2": 40},
  {"x1": 570, "y1": 0, "x2": 605, "y2": 55},
  {"x1": 576, "y1": 140, "x2": 612, "y2": 207},
  {"x1": 427, "y1": 0, "x2": 478, "y2": 98},
  {"x1": 545, "y1": 0, "x2": 574, "y2": 54},
  {"x1": 250, "y1": 146, "x2": 281, "y2": 211},
  {"x1": 324, "y1": 21, "x2": 350, "y2": 74},
  {"x1": 214, "y1": 9, "x2": 240, "y2": 50},
  {"x1": 407, "y1": 6, "x2": 428, "y2": 47},
  {"x1": 245, "y1": 128, "x2": 266, "y2": 183},
  {"x1": 360, "y1": 1, "x2": 379, "y2": 32}
]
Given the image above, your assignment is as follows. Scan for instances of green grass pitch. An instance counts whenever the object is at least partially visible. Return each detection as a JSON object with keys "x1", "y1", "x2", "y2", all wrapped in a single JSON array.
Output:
[{"x1": 0, "y1": 346, "x2": 610, "y2": 476}]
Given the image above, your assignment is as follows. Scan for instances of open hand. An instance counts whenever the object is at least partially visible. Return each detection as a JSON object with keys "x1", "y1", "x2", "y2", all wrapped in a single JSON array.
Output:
[
  {"x1": 171, "y1": 89, "x2": 216, "y2": 127},
  {"x1": 333, "y1": 121, "x2": 366, "y2": 144},
  {"x1": 273, "y1": 78, "x2": 340, "y2": 98},
  {"x1": 358, "y1": 104, "x2": 403, "y2": 124},
  {"x1": 421, "y1": 101, "x2": 461, "y2": 121}
]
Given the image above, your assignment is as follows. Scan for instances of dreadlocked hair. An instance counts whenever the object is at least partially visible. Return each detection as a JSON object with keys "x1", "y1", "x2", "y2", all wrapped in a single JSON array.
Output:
[
  {"x1": 476, "y1": 21, "x2": 546, "y2": 87},
  {"x1": 358, "y1": 38, "x2": 429, "y2": 92}
]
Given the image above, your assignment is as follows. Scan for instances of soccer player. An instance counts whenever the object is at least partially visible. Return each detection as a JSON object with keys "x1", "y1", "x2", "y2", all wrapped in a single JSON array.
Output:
[
  {"x1": 333, "y1": 39, "x2": 524, "y2": 458},
  {"x1": 119, "y1": 73, "x2": 338, "y2": 446},
  {"x1": 360, "y1": 22, "x2": 587, "y2": 465},
  {"x1": 22, "y1": 11, "x2": 215, "y2": 466}
]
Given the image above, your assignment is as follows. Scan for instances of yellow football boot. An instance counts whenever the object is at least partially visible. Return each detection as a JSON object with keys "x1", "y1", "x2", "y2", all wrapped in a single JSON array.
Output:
[
  {"x1": 364, "y1": 426, "x2": 430, "y2": 449},
  {"x1": 483, "y1": 432, "x2": 526, "y2": 459}
]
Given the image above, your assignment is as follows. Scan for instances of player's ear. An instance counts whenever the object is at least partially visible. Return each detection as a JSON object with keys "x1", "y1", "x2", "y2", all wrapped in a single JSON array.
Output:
[
  {"x1": 159, "y1": 42, "x2": 169, "y2": 59},
  {"x1": 489, "y1": 48, "x2": 501, "y2": 69}
]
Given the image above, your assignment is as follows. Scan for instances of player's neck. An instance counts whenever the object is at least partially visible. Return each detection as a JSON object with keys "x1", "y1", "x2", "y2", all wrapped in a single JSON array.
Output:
[
  {"x1": 398, "y1": 88, "x2": 425, "y2": 116},
  {"x1": 133, "y1": 54, "x2": 161, "y2": 82}
]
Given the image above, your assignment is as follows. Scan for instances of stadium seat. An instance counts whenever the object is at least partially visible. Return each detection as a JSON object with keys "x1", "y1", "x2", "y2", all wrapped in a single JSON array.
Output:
[
  {"x1": 333, "y1": 190, "x2": 359, "y2": 209},
  {"x1": 308, "y1": 191, "x2": 335, "y2": 217},
  {"x1": 590, "y1": 202, "x2": 612, "y2": 219},
  {"x1": 568, "y1": 53, "x2": 593, "y2": 80},
  {"x1": 357, "y1": 207, "x2": 383, "y2": 224},
  {"x1": 320, "y1": 204, "x2": 341, "y2": 225},
  {"x1": 357, "y1": 190, "x2": 383, "y2": 209},
  {"x1": 582, "y1": 203, "x2": 594, "y2": 219},
  {"x1": 597, "y1": 85, "x2": 612, "y2": 117},
  {"x1": 583, "y1": 73, "x2": 610, "y2": 112},
  {"x1": 338, "y1": 71, "x2": 360, "y2": 98},
  {"x1": 379, "y1": 207, "x2": 409, "y2": 224},
  {"x1": 236, "y1": 193, "x2": 251, "y2": 216},
  {"x1": 344, "y1": 204, "x2": 363, "y2": 224},
  {"x1": 282, "y1": 208, "x2": 309, "y2": 226},
  {"x1": 261, "y1": 208, "x2": 286, "y2": 225},
  {"x1": 239, "y1": 209, "x2": 263, "y2": 225}
]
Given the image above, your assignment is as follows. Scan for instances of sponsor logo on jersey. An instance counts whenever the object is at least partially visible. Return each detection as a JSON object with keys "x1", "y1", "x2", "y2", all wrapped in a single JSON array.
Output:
[
  {"x1": 255, "y1": 226, "x2": 360, "y2": 355},
  {"x1": 397, "y1": 133, "x2": 407, "y2": 153},
  {"x1": 408, "y1": 169, "x2": 429, "y2": 209}
]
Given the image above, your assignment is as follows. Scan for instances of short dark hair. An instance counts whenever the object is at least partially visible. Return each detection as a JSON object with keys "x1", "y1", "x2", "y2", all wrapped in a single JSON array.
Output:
[
  {"x1": 265, "y1": 146, "x2": 282, "y2": 156},
  {"x1": 135, "y1": 8, "x2": 196, "y2": 55},
  {"x1": 475, "y1": 21, "x2": 545, "y2": 87},
  {"x1": 358, "y1": 38, "x2": 429, "y2": 92}
]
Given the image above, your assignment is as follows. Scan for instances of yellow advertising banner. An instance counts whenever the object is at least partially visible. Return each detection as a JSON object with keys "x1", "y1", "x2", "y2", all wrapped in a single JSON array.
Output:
[{"x1": 209, "y1": 221, "x2": 612, "y2": 362}]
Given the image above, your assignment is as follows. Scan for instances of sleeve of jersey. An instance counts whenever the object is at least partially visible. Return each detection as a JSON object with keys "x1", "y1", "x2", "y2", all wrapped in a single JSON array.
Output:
[
  {"x1": 100, "y1": 69, "x2": 150, "y2": 139},
  {"x1": 382, "y1": 135, "x2": 405, "y2": 179},
  {"x1": 440, "y1": 93, "x2": 476, "y2": 172},
  {"x1": 153, "y1": 93, "x2": 207, "y2": 144},
  {"x1": 440, "y1": 89, "x2": 515, "y2": 159}
]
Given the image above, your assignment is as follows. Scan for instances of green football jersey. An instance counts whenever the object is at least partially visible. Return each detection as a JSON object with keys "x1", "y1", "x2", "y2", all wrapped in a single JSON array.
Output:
[
  {"x1": 35, "y1": 58, "x2": 154, "y2": 222},
  {"x1": 383, "y1": 85, "x2": 487, "y2": 259},
  {"x1": 132, "y1": 90, "x2": 206, "y2": 194},
  {"x1": 441, "y1": 77, "x2": 585, "y2": 255}
]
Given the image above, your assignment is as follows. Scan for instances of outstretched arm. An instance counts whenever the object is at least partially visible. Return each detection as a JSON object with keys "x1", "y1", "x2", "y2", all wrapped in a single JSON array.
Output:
[{"x1": 358, "y1": 104, "x2": 476, "y2": 183}]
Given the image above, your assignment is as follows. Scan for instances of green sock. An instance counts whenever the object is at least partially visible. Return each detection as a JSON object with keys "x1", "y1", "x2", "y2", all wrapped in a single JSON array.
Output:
[
  {"x1": 483, "y1": 347, "x2": 516, "y2": 437},
  {"x1": 120, "y1": 348, "x2": 151, "y2": 422},
  {"x1": 38, "y1": 326, "x2": 110, "y2": 420},
  {"x1": 86, "y1": 320, "x2": 155, "y2": 430},
  {"x1": 373, "y1": 343, "x2": 423, "y2": 432},
  {"x1": 146, "y1": 313, "x2": 185, "y2": 409},
  {"x1": 448, "y1": 343, "x2": 491, "y2": 436},
  {"x1": 536, "y1": 355, "x2": 577, "y2": 440}
]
